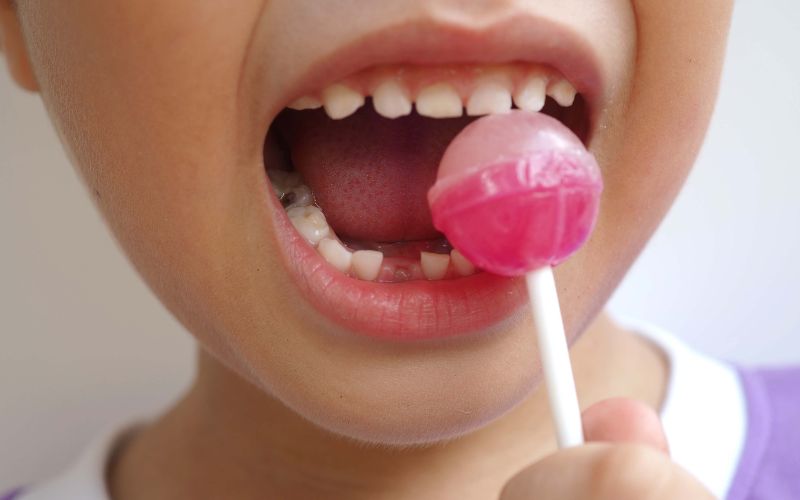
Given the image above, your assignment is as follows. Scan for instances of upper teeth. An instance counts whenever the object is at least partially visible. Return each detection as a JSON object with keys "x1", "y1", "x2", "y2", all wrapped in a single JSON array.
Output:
[
  {"x1": 287, "y1": 96, "x2": 322, "y2": 111},
  {"x1": 466, "y1": 74, "x2": 513, "y2": 116},
  {"x1": 322, "y1": 83, "x2": 366, "y2": 120},
  {"x1": 547, "y1": 79, "x2": 577, "y2": 107},
  {"x1": 288, "y1": 64, "x2": 578, "y2": 120},
  {"x1": 416, "y1": 83, "x2": 464, "y2": 119},
  {"x1": 514, "y1": 75, "x2": 548, "y2": 113},
  {"x1": 372, "y1": 80, "x2": 413, "y2": 119}
]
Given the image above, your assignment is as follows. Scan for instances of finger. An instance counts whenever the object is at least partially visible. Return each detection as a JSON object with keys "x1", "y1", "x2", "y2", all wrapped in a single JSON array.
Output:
[
  {"x1": 500, "y1": 443, "x2": 713, "y2": 500},
  {"x1": 582, "y1": 397, "x2": 669, "y2": 455}
]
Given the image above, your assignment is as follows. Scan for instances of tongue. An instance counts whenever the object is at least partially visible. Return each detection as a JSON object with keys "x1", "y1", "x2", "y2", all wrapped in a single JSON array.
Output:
[{"x1": 277, "y1": 106, "x2": 475, "y2": 242}]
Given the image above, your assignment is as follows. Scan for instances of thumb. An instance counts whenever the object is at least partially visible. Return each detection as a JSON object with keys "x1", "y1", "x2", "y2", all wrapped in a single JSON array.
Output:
[
  {"x1": 582, "y1": 397, "x2": 669, "y2": 455},
  {"x1": 498, "y1": 400, "x2": 695, "y2": 500}
]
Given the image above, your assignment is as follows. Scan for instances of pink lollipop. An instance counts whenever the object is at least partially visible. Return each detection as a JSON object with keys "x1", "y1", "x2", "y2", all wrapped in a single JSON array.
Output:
[
  {"x1": 428, "y1": 111, "x2": 602, "y2": 277},
  {"x1": 428, "y1": 111, "x2": 603, "y2": 448}
]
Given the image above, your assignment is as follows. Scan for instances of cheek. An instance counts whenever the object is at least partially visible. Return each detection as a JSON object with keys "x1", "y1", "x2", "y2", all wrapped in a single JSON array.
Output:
[
  {"x1": 612, "y1": 0, "x2": 733, "y2": 202},
  {"x1": 22, "y1": 0, "x2": 282, "y2": 347},
  {"x1": 535, "y1": 0, "x2": 733, "y2": 345},
  {"x1": 570, "y1": 0, "x2": 734, "y2": 314}
]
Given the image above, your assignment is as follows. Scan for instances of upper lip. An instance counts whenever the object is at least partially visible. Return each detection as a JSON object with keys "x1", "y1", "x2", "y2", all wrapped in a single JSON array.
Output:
[{"x1": 270, "y1": 17, "x2": 606, "y2": 130}]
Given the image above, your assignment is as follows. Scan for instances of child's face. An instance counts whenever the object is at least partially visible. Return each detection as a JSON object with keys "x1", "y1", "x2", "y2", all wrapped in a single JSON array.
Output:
[{"x1": 4, "y1": 1, "x2": 732, "y2": 444}]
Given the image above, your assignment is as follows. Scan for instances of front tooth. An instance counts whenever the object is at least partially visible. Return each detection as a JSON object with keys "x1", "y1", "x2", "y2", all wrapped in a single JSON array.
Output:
[
  {"x1": 421, "y1": 252, "x2": 450, "y2": 280},
  {"x1": 318, "y1": 238, "x2": 353, "y2": 273},
  {"x1": 322, "y1": 84, "x2": 365, "y2": 120},
  {"x1": 450, "y1": 249, "x2": 476, "y2": 277},
  {"x1": 352, "y1": 250, "x2": 383, "y2": 281},
  {"x1": 547, "y1": 79, "x2": 577, "y2": 107},
  {"x1": 288, "y1": 96, "x2": 322, "y2": 111},
  {"x1": 514, "y1": 76, "x2": 547, "y2": 112},
  {"x1": 467, "y1": 78, "x2": 512, "y2": 116},
  {"x1": 287, "y1": 206, "x2": 330, "y2": 246},
  {"x1": 416, "y1": 83, "x2": 463, "y2": 118},
  {"x1": 373, "y1": 80, "x2": 412, "y2": 119}
]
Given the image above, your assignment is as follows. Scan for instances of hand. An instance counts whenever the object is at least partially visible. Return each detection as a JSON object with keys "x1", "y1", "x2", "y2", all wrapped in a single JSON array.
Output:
[{"x1": 500, "y1": 398, "x2": 715, "y2": 500}]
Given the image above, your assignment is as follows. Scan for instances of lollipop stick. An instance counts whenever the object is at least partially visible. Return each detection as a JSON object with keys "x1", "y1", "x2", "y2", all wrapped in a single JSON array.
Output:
[{"x1": 526, "y1": 267, "x2": 584, "y2": 448}]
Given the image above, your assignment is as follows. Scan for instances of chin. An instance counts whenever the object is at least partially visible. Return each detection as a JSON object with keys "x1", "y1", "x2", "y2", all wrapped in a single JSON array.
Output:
[{"x1": 233, "y1": 308, "x2": 544, "y2": 446}]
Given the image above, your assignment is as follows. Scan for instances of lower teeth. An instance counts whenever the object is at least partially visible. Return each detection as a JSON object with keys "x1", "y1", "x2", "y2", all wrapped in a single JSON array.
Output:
[{"x1": 268, "y1": 169, "x2": 477, "y2": 282}]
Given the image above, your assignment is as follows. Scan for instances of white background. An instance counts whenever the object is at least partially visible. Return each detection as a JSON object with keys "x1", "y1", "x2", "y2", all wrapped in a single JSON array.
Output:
[{"x1": 2, "y1": 1, "x2": 799, "y2": 490}]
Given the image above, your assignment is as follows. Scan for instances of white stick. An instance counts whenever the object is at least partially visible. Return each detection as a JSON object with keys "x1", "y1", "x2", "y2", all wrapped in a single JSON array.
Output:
[{"x1": 526, "y1": 267, "x2": 584, "y2": 448}]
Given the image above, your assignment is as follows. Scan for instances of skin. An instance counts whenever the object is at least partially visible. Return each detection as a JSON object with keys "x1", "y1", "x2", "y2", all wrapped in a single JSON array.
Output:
[{"x1": 1, "y1": 0, "x2": 733, "y2": 498}]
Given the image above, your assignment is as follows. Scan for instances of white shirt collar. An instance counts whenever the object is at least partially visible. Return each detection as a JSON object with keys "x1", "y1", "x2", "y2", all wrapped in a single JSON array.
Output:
[{"x1": 626, "y1": 319, "x2": 747, "y2": 499}]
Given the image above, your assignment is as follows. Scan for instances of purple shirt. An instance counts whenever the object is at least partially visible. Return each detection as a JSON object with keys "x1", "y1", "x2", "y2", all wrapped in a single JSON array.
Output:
[
  {"x1": 3, "y1": 366, "x2": 799, "y2": 499},
  {"x1": 0, "y1": 490, "x2": 21, "y2": 500},
  {"x1": 726, "y1": 366, "x2": 800, "y2": 499}
]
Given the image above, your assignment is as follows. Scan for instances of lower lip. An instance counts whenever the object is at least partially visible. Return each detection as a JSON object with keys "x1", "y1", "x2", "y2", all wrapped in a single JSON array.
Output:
[{"x1": 264, "y1": 181, "x2": 528, "y2": 341}]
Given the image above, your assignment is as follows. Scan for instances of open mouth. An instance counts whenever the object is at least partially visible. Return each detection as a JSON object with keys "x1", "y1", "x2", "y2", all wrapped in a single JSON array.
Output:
[{"x1": 262, "y1": 57, "x2": 597, "y2": 341}]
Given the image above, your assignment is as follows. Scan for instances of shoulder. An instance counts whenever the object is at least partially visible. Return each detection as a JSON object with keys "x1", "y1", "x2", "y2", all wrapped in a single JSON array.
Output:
[{"x1": 728, "y1": 366, "x2": 800, "y2": 500}]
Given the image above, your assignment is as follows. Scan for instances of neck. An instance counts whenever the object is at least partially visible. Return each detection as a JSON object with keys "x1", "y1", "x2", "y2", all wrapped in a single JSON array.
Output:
[{"x1": 109, "y1": 312, "x2": 667, "y2": 500}]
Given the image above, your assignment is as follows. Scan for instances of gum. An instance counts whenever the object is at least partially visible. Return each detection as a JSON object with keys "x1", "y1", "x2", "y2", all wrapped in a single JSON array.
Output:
[{"x1": 302, "y1": 62, "x2": 566, "y2": 102}]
